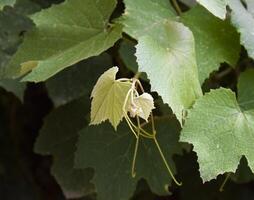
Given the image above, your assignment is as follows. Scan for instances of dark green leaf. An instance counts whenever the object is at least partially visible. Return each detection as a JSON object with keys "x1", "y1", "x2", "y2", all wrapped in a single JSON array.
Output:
[
  {"x1": 75, "y1": 119, "x2": 183, "y2": 200},
  {"x1": 182, "y1": 5, "x2": 240, "y2": 83},
  {"x1": 238, "y1": 69, "x2": 254, "y2": 110},
  {"x1": 34, "y1": 97, "x2": 94, "y2": 199}
]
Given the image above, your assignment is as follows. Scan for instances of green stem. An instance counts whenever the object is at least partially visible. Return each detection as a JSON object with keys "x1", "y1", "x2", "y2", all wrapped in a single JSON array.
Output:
[
  {"x1": 171, "y1": 0, "x2": 182, "y2": 15},
  {"x1": 154, "y1": 137, "x2": 182, "y2": 186},
  {"x1": 219, "y1": 173, "x2": 231, "y2": 192},
  {"x1": 131, "y1": 117, "x2": 141, "y2": 178}
]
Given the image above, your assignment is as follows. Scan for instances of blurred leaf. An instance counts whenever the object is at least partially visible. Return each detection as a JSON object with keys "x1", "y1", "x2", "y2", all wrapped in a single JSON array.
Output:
[
  {"x1": 34, "y1": 97, "x2": 94, "y2": 199},
  {"x1": 0, "y1": 0, "x2": 16, "y2": 9},
  {"x1": 0, "y1": 6, "x2": 33, "y2": 99}
]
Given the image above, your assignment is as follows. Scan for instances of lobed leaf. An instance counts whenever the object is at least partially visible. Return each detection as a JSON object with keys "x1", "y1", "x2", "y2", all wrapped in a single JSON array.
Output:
[
  {"x1": 181, "y1": 88, "x2": 254, "y2": 181},
  {"x1": 75, "y1": 118, "x2": 183, "y2": 200}
]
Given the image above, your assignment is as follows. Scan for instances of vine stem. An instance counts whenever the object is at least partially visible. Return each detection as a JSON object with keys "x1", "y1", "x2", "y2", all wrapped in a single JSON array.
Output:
[
  {"x1": 171, "y1": 0, "x2": 182, "y2": 15},
  {"x1": 154, "y1": 137, "x2": 182, "y2": 186},
  {"x1": 131, "y1": 117, "x2": 141, "y2": 178},
  {"x1": 219, "y1": 173, "x2": 231, "y2": 192},
  {"x1": 122, "y1": 77, "x2": 182, "y2": 186}
]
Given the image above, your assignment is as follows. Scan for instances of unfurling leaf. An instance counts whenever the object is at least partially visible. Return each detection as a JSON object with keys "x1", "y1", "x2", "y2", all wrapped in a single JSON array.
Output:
[
  {"x1": 128, "y1": 92, "x2": 154, "y2": 121},
  {"x1": 90, "y1": 67, "x2": 132, "y2": 129}
]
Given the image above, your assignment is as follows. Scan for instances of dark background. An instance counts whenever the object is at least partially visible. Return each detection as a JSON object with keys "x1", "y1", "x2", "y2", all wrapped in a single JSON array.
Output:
[{"x1": 0, "y1": 0, "x2": 254, "y2": 199}]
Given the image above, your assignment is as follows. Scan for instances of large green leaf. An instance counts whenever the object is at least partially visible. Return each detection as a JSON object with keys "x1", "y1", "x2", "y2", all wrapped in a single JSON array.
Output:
[
  {"x1": 75, "y1": 119, "x2": 182, "y2": 200},
  {"x1": 34, "y1": 97, "x2": 94, "y2": 199},
  {"x1": 90, "y1": 67, "x2": 132, "y2": 129},
  {"x1": 238, "y1": 69, "x2": 254, "y2": 110},
  {"x1": 122, "y1": 0, "x2": 176, "y2": 39},
  {"x1": 136, "y1": 20, "x2": 202, "y2": 124},
  {"x1": 182, "y1": 5, "x2": 240, "y2": 83},
  {"x1": 196, "y1": 0, "x2": 227, "y2": 19},
  {"x1": 0, "y1": 0, "x2": 15, "y2": 9},
  {"x1": 46, "y1": 53, "x2": 111, "y2": 106},
  {"x1": 180, "y1": 88, "x2": 254, "y2": 181},
  {"x1": 6, "y1": 0, "x2": 122, "y2": 82}
]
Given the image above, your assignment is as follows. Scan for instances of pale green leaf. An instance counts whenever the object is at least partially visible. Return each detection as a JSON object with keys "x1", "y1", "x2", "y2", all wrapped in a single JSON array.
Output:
[
  {"x1": 238, "y1": 69, "x2": 254, "y2": 110},
  {"x1": 136, "y1": 20, "x2": 202, "y2": 124},
  {"x1": 75, "y1": 118, "x2": 183, "y2": 200},
  {"x1": 246, "y1": 0, "x2": 254, "y2": 16},
  {"x1": 196, "y1": 0, "x2": 227, "y2": 19},
  {"x1": 129, "y1": 92, "x2": 155, "y2": 121},
  {"x1": 6, "y1": 0, "x2": 122, "y2": 82},
  {"x1": 0, "y1": 0, "x2": 15, "y2": 9},
  {"x1": 180, "y1": 88, "x2": 254, "y2": 181},
  {"x1": 34, "y1": 97, "x2": 94, "y2": 199},
  {"x1": 182, "y1": 5, "x2": 240, "y2": 83},
  {"x1": 46, "y1": 53, "x2": 111, "y2": 107},
  {"x1": 90, "y1": 67, "x2": 132, "y2": 129},
  {"x1": 122, "y1": 0, "x2": 176, "y2": 39}
]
